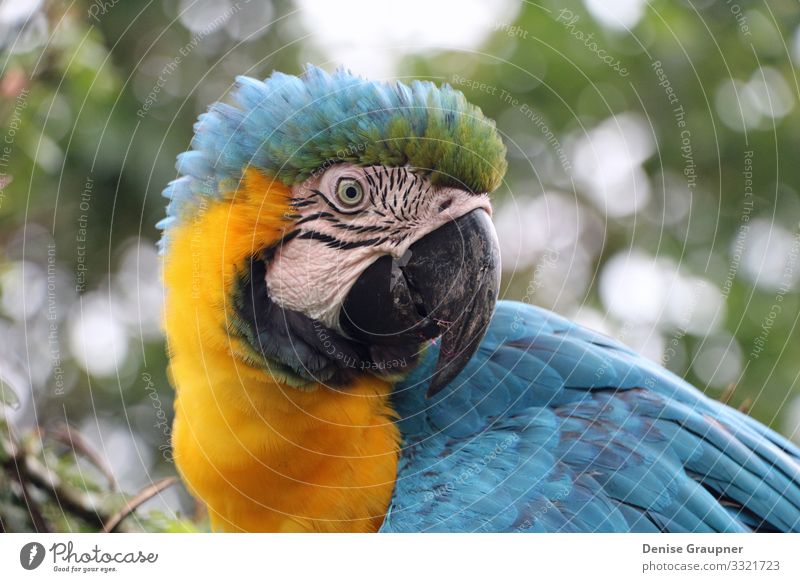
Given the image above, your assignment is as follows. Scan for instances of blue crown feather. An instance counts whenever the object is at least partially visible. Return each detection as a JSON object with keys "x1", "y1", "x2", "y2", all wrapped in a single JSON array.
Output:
[{"x1": 158, "y1": 65, "x2": 507, "y2": 252}]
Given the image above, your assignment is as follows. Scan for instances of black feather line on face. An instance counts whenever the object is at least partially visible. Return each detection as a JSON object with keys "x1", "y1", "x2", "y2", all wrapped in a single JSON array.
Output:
[
  {"x1": 231, "y1": 256, "x2": 420, "y2": 386},
  {"x1": 378, "y1": 176, "x2": 387, "y2": 207},
  {"x1": 331, "y1": 223, "x2": 387, "y2": 234},
  {"x1": 391, "y1": 182, "x2": 399, "y2": 215},
  {"x1": 398, "y1": 168, "x2": 407, "y2": 190},
  {"x1": 365, "y1": 172, "x2": 378, "y2": 205},
  {"x1": 296, "y1": 230, "x2": 388, "y2": 250},
  {"x1": 291, "y1": 198, "x2": 316, "y2": 209},
  {"x1": 295, "y1": 211, "x2": 335, "y2": 225},
  {"x1": 409, "y1": 176, "x2": 422, "y2": 215},
  {"x1": 399, "y1": 177, "x2": 414, "y2": 220}
]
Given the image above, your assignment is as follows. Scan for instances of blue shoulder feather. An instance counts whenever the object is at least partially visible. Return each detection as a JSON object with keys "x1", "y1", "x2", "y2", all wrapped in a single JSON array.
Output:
[{"x1": 381, "y1": 301, "x2": 800, "y2": 532}]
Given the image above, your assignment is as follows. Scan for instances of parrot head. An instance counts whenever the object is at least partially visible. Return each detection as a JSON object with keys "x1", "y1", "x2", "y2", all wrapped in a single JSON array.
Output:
[{"x1": 159, "y1": 65, "x2": 506, "y2": 396}]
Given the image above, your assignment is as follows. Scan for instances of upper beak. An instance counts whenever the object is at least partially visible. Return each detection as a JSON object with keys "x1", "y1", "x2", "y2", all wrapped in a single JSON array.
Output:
[{"x1": 340, "y1": 209, "x2": 501, "y2": 396}]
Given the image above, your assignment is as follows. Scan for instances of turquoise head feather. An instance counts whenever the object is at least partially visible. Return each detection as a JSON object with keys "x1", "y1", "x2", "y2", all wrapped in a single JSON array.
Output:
[{"x1": 157, "y1": 65, "x2": 507, "y2": 250}]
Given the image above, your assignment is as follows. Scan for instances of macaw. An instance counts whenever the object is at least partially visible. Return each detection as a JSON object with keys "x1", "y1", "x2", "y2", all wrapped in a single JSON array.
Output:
[{"x1": 159, "y1": 66, "x2": 800, "y2": 533}]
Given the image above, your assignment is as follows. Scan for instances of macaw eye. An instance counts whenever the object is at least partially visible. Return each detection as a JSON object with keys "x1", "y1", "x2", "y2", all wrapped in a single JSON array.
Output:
[{"x1": 336, "y1": 178, "x2": 364, "y2": 207}]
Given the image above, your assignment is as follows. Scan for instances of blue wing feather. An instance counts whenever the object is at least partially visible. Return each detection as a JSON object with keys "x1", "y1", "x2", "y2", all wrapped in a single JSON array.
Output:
[{"x1": 380, "y1": 300, "x2": 800, "y2": 532}]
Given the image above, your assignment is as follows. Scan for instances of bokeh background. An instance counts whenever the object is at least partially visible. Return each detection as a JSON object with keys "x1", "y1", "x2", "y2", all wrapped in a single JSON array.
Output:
[{"x1": 1, "y1": 0, "x2": 800, "y2": 531}]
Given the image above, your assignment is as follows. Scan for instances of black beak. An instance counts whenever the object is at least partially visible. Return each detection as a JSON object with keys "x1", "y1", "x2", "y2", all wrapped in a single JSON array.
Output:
[{"x1": 340, "y1": 209, "x2": 501, "y2": 396}]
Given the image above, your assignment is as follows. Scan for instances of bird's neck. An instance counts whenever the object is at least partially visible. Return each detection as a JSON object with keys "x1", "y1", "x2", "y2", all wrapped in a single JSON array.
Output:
[{"x1": 163, "y1": 170, "x2": 400, "y2": 531}]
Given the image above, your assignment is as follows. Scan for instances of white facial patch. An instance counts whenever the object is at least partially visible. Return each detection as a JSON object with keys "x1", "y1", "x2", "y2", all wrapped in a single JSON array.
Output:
[{"x1": 265, "y1": 164, "x2": 492, "y2": 331}]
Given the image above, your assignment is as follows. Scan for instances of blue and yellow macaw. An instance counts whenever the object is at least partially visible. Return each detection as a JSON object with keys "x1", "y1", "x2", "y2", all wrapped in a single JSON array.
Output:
[{"x1": 159, "y1": 66, "x2": 800, "y2": 532}]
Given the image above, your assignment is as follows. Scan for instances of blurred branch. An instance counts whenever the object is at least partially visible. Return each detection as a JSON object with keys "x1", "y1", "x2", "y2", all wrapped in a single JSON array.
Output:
[
  {"x1": 8, "y1": 465, "x2": 50, "y2": 532},
  {"x1": 2, "y1": 418, "x2": 106, "y2": 530},
  {"x1": 49, "y1": 423, "x2": 117, "y2": 491},
  {"x1": 19, "y1": 454, "x2": 107, "y2": 529},
  {"x1": 0, "y1": 414, "x2": 183, "y2": 532},
  {"x1": 103, "y1": 477, "x2": 177, "y2": 533}
]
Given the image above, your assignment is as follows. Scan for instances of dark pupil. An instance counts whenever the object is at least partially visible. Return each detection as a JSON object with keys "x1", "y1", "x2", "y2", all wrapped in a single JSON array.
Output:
[{"x1": 345, "y1": 186, "x2": 358, "y2": 199}]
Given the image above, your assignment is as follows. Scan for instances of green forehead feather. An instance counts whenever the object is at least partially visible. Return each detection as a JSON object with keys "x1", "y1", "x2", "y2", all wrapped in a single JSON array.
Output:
[{"x1": 158, "y1": 65, "x2": 506, "y2": 250}]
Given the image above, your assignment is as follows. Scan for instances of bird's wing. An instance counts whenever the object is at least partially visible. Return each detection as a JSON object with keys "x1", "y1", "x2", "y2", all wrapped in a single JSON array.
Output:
[{"x1": 380, "y1": 301, "x2": 800, "y2": 532}]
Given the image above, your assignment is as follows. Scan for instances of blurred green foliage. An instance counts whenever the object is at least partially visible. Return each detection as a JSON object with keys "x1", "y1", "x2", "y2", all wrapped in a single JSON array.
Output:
[{"x1": 1, "y1": 0, "x2": 799, "y2": 531}]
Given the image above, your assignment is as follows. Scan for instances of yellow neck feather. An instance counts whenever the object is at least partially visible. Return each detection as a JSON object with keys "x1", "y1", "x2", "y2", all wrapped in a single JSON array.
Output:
[{"x1": 163, "y1": 170, "x2": 400, "y2": 532}]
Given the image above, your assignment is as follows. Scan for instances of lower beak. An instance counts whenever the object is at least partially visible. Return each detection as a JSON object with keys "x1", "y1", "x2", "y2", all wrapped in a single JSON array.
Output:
[{"x1": 340, "y1": 209, "x2": 501, "y2": 396}]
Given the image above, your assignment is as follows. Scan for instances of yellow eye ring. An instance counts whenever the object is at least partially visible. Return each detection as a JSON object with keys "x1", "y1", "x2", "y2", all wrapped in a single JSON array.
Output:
[{"x1": 336, "y1": 178, "x2": 364, "y2": 207}]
